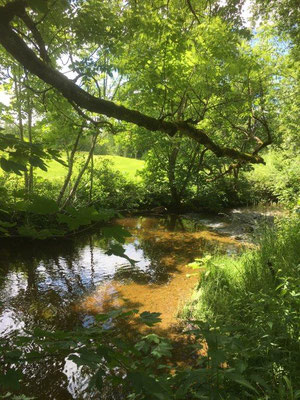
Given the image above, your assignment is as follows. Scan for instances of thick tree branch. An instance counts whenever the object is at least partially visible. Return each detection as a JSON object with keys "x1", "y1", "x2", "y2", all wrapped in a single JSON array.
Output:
[
  {"x1": 0, "y1": 1, "x2": 265, "y2": 164},
  {"x1": 15, "y1": 7, "x2": 51, "y2": 64}
]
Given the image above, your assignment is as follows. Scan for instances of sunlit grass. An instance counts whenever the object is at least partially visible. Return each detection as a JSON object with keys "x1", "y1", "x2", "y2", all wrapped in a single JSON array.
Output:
[
  {"x1": 36, "y1": 153, "x2": 145, "y2": 181},
  {"x1": 180, "y1": 217, "x2": 300, "y2": 397}
]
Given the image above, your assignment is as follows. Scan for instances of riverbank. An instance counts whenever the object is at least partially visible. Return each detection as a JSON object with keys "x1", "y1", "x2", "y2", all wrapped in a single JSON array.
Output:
[{"x1": 179, "y1": 215, "x2": 300, "y2": 399}]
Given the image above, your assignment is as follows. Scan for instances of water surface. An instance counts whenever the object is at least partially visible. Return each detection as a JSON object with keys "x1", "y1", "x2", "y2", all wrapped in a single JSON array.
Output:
[{"x1": 0, "y1": 214, "x2": 239, "y2": 399}]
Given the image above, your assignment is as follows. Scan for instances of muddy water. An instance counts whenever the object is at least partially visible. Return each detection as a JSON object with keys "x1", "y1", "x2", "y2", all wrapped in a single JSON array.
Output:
[{"x1": 0, "y1": 214, "x2": 239, "y2": 399}]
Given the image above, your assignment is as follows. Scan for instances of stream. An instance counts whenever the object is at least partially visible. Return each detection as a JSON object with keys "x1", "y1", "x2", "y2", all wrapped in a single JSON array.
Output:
[{"x1": 0, "y1": 210, "x2": 275, "y2": 399}]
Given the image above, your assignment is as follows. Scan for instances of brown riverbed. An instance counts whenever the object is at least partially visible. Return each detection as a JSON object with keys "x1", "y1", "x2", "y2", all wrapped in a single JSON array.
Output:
[{"x1": 76, "y1": 216, "x2": 240, "y2": 333}]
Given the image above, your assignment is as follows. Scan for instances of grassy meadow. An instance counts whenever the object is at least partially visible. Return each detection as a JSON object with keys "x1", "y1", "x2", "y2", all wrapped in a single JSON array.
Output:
[{"x1": 36, "y1": 153, "x2": 145, "y2": 182}]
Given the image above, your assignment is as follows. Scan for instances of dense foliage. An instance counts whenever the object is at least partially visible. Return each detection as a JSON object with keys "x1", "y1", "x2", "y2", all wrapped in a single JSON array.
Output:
[{"x1": 182, "y1": 216, "x2": 300, "y2": 399}]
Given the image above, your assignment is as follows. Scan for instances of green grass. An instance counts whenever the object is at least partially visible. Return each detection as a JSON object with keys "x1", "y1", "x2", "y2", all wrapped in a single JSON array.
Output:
[
  {"x1": 181, "y1": 216, "x2": 300, "y2": 399},
  {"x1": 36, "y1": 153, "x2": 145, "y2": 182}
]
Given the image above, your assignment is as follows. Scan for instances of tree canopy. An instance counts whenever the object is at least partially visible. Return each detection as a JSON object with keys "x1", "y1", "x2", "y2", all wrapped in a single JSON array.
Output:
[{"x1": 0, "y1": 0, "x2": 278, "y2": 165}]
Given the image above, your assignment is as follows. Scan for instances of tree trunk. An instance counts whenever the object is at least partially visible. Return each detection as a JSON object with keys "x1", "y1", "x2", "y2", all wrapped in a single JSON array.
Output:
[
  {"x1": 61, "y1": 131, "x2": 99, "y2": 209},
  {"x1": 27, "y1": 93, "x2": 33, "y2": 196},
  {"x1": 0, "y1": 11, "x2": 265, "y2": 165},
  {"x1": 89, "y1": 149, "x2": 94, "y2": 204},
  {"x1": 13, "y1": 75, "x2": 29, "y2": 193},
  {"x1": 57, "y1": 126, "x2": 83, "y2": 206},
  {"x1": 167, "y1": 143, "x2": 181, "y2": 207}
]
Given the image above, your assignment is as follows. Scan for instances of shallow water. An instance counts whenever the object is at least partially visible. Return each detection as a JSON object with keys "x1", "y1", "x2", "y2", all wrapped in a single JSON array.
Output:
[{"x1": 0, "y1": 214, "x2": 239, "y2": 399}]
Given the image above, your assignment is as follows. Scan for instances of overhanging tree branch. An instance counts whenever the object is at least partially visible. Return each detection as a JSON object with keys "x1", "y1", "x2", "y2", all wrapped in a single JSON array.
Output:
[{"x1": 0, "y1": 1, "x2": 266, "y2": 164}]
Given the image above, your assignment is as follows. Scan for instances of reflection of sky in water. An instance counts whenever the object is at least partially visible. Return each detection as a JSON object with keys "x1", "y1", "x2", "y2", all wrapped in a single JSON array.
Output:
[
  {"x1": 36, "y1": 240, "x2": 151, "y2": 292},
  {"x1": 63, "y1": 357, "x2": 90, "y2": 400},
  {"x1": 0, "y1": 309, "x2": 25, "y2": 335},
  {"x1": 0, "y1": 272, "x2": 28, "y2": 335},
  {"x1": 0, "y1": 238, "x2": 151, "y2": 335},
  {"x1": 1, "y1": 271, "x2": 28, "y2": 297},
  {"x1": 0, "y1": 215, "x2": 233, "y2": 337},
  {"x1": 0, "y1": 215, "x2": 238, "y2": 399},
  {"x1": 0, "y1": 238, "x2": 153, "y2": 398},
  {"x1": 197, "y1": 220, "x2": 227, "y2": 229}
]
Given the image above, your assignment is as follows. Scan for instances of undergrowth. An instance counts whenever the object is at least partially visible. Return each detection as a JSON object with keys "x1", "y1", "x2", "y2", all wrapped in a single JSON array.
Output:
[{"x1": 182, "y1": 216, "x2": 300, "y2": 399}]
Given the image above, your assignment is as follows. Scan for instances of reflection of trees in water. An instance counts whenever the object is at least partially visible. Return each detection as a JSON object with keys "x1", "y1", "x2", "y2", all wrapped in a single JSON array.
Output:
[
  {"x1": 1, "y1": 355, "x2": 72, "y2": 399},
  {"x1": 0, "y1": 216, "x2": 231, "y2": 400},
  {"x1": 114, "y1": 234, "x2": 182, "y2": 285},
  {"x1": 137, "y1": 215, "x2": 206, "y2": 233},
  {"x1": 110, "y1": 215, "x2": 212, "y2": 286},
  {"x1": 0, "y1": 237, "x2": 98, "y2": 399},
  {"x1": 0, "y1": 237, "x2": 93, "y2": 332},
  {"x1": 130, "y1": 216, "x2": 228, "y2": 274},
  {"x1": 0, "y1": 217, "x2": 220, "y2": 336},
  {"x1": 113, "y1": 261, "x2": 170, "y2": 285}
]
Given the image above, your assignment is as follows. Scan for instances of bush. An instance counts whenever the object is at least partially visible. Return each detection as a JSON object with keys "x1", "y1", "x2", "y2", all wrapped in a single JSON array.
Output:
[
  {"x1": 246, "y1": 149, "x2": 300, "y2": 207},
  {"x1": 77, "y1": 159, "x2": 143, "y2": 210}
]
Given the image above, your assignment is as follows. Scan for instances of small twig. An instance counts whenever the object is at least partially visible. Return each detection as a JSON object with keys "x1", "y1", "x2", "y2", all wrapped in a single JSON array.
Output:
[
  {"x1": 207, "y1": 162, "x2": 243, "y2": 182},
  {"x1": 186, "y1": 0, "x2": 200, "y2": 23}
]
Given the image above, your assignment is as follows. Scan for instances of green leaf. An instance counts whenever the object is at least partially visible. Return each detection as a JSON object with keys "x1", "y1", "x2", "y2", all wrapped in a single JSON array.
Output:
[
  {"x1": 47, "y1": 149, "x2": 68, "y2": 167},
  {"x1": 4, "y1": 349, "x2": 23, "y2": 361},
  {"x1": 57, "y1": 213, "x2": 76, "y2": 230},
  {"x1": 139, "y1": 311, "x2": 162, "y2": 326},
  {"x1": 106, "y1": 243, "x2": 137, "y2": 265},
  {"x1": 135, "y1": 340, "x2": 151, "y2": 353},
  {"x1": 27, "y1": 0, "x2": 48, "y2": 13},
  {"x1": 151, "y1": 341, "x2": 172, "y2": 358},
  {"x1": 144, "y1": 334, "x2": 161, "y2": 344},
  {"x1": 88, "y1": 368, "x2": 105, "y2": 391},
  {"x1": 283, "y1": 376, "x2": 294, "y2": 398},
  {"x1": 33, "y1": 229, "x2": 54, "y2": 239},
  {"x1": 28, "y1": 156, "x2": 48, "y2": 171},
  {"x1": 57, "y1": 206, "x2": 100, "y2": 230},
  {"x1": 225, "y1": 372, "x2": 258, "y2": 394},
  {"x1": 234, "y1": 360, "x2": 247, "y2": 374},
  {"x1": 27, "y1": 197, "x2": 59, "y2": 215},
  {"x1": 17, "y1": 225, "x2": 38, "y2": 238},
  {"x1": 14, "y1": 201, "x2": 30, "y2": 212},
  {"x1": 294, "y1": 390, "x2": 300, "y2": 399},
  {"x1": 95, "y1": 209, "x2": 116, "y2": 222},
  {"x1": 127, "y1": 372, "x2": 170, "y2": 400},
  {"x1": 107, "y1": 308, "x2": 138, "y2": 320},
  {"x1": 0, "y1": 370, "x2": 23, "y2": 390},
  {"x1": 69, "y1": 349, "x2": 100, "y2": 369},
  {"x1": 0, "y1": 158, "x2": 26, "y2": 175},
  {"x1": 187, "y1": 262, "x2": 201, "y2": 269},
  {"x1": 102, "y1": 226, "x2": 131, "y2": 243}
]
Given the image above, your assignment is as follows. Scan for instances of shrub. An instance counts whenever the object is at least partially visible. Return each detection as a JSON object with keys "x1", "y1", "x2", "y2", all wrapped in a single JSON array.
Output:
[
  {"x1": 77, "y1": 159, "x2": 143, "y2": 210},
  {"x1": 246, "y1": 149, "x2": 300, "y2": 207}
]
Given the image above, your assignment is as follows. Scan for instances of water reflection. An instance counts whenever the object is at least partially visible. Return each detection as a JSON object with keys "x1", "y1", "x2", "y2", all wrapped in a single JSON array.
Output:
[
  {"x1": 0, "y1": 215, "x2": 238, "y2": 335},
  {"x1": 0, "y1": 214, "x2": 238, "y2": 399}
]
